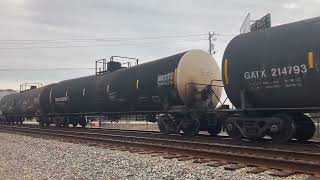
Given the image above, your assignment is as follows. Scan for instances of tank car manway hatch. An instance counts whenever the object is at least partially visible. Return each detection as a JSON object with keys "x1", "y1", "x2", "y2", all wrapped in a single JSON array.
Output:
[
  {"x1": 20, "y1": 83, "x2": 43, "y2": 93},
  {"x1": 95, "y1": 56, "x2": 139, "y2": 75}
]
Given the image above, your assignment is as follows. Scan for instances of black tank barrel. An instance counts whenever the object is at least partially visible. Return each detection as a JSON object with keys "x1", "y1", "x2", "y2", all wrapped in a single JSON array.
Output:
[{"x1": 222, "y1": 17, "x2": 320, "y2": 109}]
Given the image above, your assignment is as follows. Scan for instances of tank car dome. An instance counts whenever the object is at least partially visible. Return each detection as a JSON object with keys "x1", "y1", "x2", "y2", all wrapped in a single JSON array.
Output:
[{"x1": 174, "y1": 49, "x2": 222, "y2": 107}]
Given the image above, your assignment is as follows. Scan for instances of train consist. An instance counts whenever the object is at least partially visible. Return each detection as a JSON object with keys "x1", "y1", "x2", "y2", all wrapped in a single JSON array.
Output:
[
  {"x1": 1, "y1": 17, "x2": 320, "y2": 143},
  {"x1": 0, "y1": 50, "x2": 223, "y2": 136}
]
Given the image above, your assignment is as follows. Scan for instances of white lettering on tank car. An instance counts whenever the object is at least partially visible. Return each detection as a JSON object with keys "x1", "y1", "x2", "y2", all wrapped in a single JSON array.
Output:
[
  {"x1": 270, "y1": 64, "x2": 307, "y2": 77},
  {"x1": 244, "y1": 64, "x2": 308, "y2": 80},
  {"x1": 55, "y1": 96, "x2": 69, "y2": 102},
  {"x1": 244, "y1": 70, "x2": 266, "y2": 79},
  {"x1": 157, "y1": 72, "x2": 174, "y2": 86},
  {"x1": 201, "y1": 68, "x2": 210, "y2": 76}
]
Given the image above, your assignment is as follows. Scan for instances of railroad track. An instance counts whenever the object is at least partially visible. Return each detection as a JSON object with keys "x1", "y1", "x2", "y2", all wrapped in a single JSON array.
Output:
[
  {"x1": 0, "y1": 125, "x2": 319, "y2": 176},
  {"x1": 9, "y1": 123, "x2": 320, "y2": 153}
]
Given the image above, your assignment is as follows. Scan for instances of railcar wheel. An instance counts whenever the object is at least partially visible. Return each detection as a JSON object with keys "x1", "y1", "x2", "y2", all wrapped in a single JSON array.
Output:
[
  {"x1": 72, "y1": 122, "x2": 78, "y2": 128},
  {"x1": 294, "y1": 115, "x2": 315, "y2": 142},
  {"x1": 53, "y1": 117, "x2": 62, "y2": 127},
  {"x1": 270, "y1": 114, "x2": 296, "y2": 144},
  {"x1": 207, "y1": 119, "x2": 222, "y2": 136},
  {"x1": 157, "y1": 114, "x2": 181, "y2": 134},
  {"x1": 157, "y1": 118, "x2": 167, "y2": 133},
  {"x1": 78, "y1": 116, "x2": 87, "y2": 128},
  {"x1": 225, "y1": 117, "x2": 242, "y2": 140},
  {"x1": 181, "y1": 116, "x2": 200, "y2": 137},
  {"x1": 15, "y1": 118, "x2": 19, "y2": 124},
  {"x1": 39, "y1": 121, "x2": 46, "y2": 128},
  {"x1": 45, "y1": 122, "x2": 50, "y2": 127},
  {"x1": 79, "y1": 122, "x2": 86, "y2": 128},
  {"x1": 63, "y1": 122, "x2": 69, "y2": 128},
  {"x1": 55, "y1": 123, "x2": 62, "y2": 127},
  {"x1": 39, "y1": 117, "x2": 49, "y2": 128},
  {"x1": 62, "y1": 117, "x2": 69, "y2": 128}
]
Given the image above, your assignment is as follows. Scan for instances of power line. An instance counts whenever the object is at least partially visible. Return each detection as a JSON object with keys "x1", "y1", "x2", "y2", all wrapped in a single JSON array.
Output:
[
  {"x1": 0, "y1": 68, "x2": 94, "y2": 71},
  {"x1": 0, "y1": 33, "x2": 207, "y2": 43},
  {"x1": 0, "y1": 32, "x2": 237, "y2": 45},
  {"x1": 0, "y1": 38, "x2": 207, "y2": 50},
  {"x1": 214, "y1": 32, "x2": 238, "y2": 36},
  {"x1": 0, "y1": 31, "x2": 237, "y2": 51}
]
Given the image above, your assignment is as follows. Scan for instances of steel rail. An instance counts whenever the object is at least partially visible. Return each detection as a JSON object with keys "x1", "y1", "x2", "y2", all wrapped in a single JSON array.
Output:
[
  {"x1": 0, "y1": 125, "x2": 319, "y2": 175},
  {"x1": 7, "y1": 124, "x2": 320, "y2": 148}
]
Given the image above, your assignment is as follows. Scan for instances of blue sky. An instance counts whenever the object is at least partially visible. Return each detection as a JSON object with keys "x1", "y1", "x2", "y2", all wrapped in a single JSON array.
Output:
[{"x1": 0, "y1": 0, "x2": 319, "y2": 90}]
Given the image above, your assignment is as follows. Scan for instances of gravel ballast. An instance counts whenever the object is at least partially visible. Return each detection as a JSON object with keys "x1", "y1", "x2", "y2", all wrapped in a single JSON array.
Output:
[{"x1": 0, "y1": 132, "x2": 310, "y2": 180}]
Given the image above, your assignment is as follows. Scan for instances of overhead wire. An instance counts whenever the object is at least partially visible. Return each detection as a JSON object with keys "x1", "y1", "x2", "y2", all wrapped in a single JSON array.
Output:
[
  {"x1": 0, "y1": 32, "x2": 236, "y2": 45},
  {"x1": 0, "y1": 68, "x2": 94, "y2": 71},
  {"x1": 0, "y1": 33, "x2": 208, "y2": 43},
  {"x1": 215, "y1": 33, "x2": 237, "y2": 36},
  {"x1": 0, "y1": 38, "x2": 208, "y2": 50},
  {"x1": 0, "y1": 32, "x2": 236, "y2": 71}
]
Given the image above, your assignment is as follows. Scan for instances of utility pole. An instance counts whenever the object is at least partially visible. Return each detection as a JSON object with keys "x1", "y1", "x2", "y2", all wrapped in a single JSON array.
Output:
[{"x1": 208, "y1": 32, "x2": 216, "y2": 55}]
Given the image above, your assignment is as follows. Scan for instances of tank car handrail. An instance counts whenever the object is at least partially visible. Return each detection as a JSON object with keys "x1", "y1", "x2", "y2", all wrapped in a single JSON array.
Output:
[
  {"x1": 220, "y1": 97, "x2": 229, "y2": 107},
  {"x1": 95, "y1": 56, "x2": 139, "y2": 75},
  {"x1": 95, "y1": 58, "x2": 107, "y2": 75},
  {"x1": 121, "y1": 62, "x2": 131, "y2": 68},
  {"x1": 184, "y1": 80, "x2": 225, "y2": 106},
  {"x1": 208, "y1": 80, "x2": 233, "y2": 108},
  {"x1": 183, "y1": 80, "x2": 234, "y2": 109},
  {"x1": 110, "y1": 56, "x2": 139, "y2": 66},
  {"x1": 19, "y1": 82, "x2": 43, "y2": 93}
]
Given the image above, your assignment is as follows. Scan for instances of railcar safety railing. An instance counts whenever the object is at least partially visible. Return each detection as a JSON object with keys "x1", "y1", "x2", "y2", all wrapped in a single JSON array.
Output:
[
  {"x1": 184, "y1": 79, "x2": 232, "y2": 109},
  {"x1": 19, "y1": 83, "x2": 43, "y2": 93},
  {"x1": 95, "y1": 56, "x2": 139, "y2": 75},
  {"x1": 110, "y1": 56, "x2": 139, "y2": 67}
]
